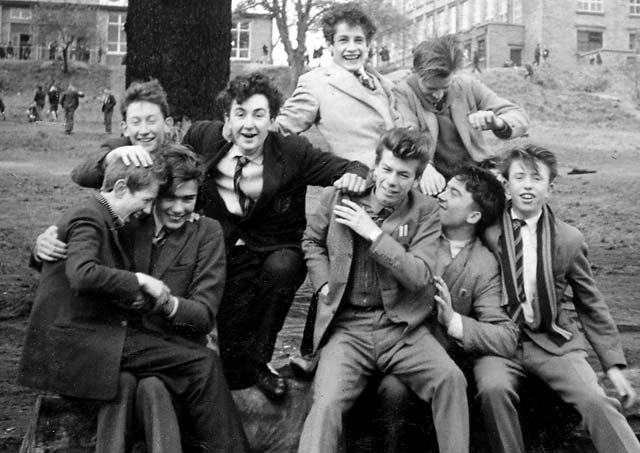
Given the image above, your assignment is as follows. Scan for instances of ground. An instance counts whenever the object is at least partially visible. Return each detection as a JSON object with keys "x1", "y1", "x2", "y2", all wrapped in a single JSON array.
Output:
[{"x1": 1, "y1": 61, "x2": 640, "y2": 450}]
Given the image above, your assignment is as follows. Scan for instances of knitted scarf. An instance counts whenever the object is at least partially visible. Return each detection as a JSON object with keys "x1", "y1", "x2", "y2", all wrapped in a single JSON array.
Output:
[{"x1": 499, "y1": 202, "x2": 572, "y2": 341}]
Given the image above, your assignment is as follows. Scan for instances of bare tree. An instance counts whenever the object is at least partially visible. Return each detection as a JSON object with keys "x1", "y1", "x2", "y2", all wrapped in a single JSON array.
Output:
[
  {"x1": 237, "y1": 0, "x2": 407, "y2": 88},
  {"x1": 32, "y1": 3, "x2": 97, "y2": 74}
]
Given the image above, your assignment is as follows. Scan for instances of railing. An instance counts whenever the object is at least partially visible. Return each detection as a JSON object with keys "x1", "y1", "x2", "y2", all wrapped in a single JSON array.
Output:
[{"x1": 0, "y1": 45, "x2": 115, "y2": 65}]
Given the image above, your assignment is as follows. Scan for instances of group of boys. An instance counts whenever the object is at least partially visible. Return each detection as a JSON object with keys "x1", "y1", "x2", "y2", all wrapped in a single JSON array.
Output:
[{"x1": 19, "y1": 2, "x2": 639, "y2": 453}]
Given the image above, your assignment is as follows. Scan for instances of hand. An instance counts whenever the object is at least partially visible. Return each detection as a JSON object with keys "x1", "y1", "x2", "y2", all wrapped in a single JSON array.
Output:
[
  {"x1": 333, "y1": 199, "x2": 381, "y2": 240},
  {"x1": 419, "y1": 164, "x2": 446, "y2": 196},
  {"x1": 105, "y1": 145, "x2": 153, "y2": 167},
  {"x1": 334, "y1": 173, "x2": 367, "y2": 194},
  {"x1": 606, "y1": 366, "x2": 637, "y2": 409},
  {"x1": 35, "y1": 225, "x2": 67, "y2": 262},
  {"x1": 467, "y1": 111, "x2": 505, "y2": 131},
  {"x1": 433, "y1": 276, "x2": 455, "y2": 327},
  {"x1": 136, "y1": 273, "x2": 171, "y2": 302}
]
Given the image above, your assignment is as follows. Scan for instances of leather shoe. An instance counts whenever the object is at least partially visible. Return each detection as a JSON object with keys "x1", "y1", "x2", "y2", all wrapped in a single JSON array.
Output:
[{"x1": 253, "y1": 365, "x2": 288, "y2": 401}]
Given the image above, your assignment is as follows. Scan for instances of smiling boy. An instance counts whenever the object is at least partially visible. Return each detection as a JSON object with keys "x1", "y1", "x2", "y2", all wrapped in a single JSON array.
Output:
[
  {"x1": 275, "y1": 2, "x2": 402, "y2": 166},
  {"x1": 477, "y1": 144, "x2": 640, "y2": 453}
]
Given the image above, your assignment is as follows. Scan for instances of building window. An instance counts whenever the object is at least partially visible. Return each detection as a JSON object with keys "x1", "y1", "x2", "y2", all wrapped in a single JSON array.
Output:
[
  {"x1": 577, "y1": 30, "x2": 603, "y2": 52},
  {"x1": 512, "y1": 0, "x2": 523, "y2": 23},
  {"x1": 10, "y1": 8, "x2": 32, "y2": 20},
  {"x1": 631, "y1": 32, "x2": 639, "y2": 50},
  {"x1": 425, "y1": 14, "x2": 434, "y2": 37},
  {"x1": 474, "y1": 0, "x2": 484, "y2": 25},
  {"x1": 107, "y1": 13, "x2": 126, "y2": 54},
  {"x1": 477, "y1": 38, "x2": 486, "y2": 60},
  {"x1": 460, "y1": 1, "x2": 471, "y2": 30},
  {"x1": 436, "y1": 9, "x2": 447, "y2": 36},
  {"x1": 486, "y1": 0, "x2": 496, "y2": 21},
  {"x1": 231, "y1": 21, "x2": 250, "y2": 60},
  {"x1": 449, "y1": 6, "x2": 458, "y2": 33},
  {"x1": 497, "y1": 0, "x2": 508, "y2": 22},
  {"x1": 631, "y1": 0, "x2": 640, "y2": 15},
  {"x1": 577, "y1": 1, "x2": 603, "y2": 13}
]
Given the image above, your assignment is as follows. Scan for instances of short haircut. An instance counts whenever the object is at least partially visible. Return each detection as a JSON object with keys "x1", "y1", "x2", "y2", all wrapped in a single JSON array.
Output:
[
  {"x1": 155, "y1": 143, "x2": 203, "y2": 198},
  {"x1": 501, "y1": 144, "x2": 558, "y2": 183},
  {"x1": 321, "y1": 2, "x2": 377, "y2": 44},
  {"x1": 101, "y1": 156, "x2": 168, "y2": 193},
  {"x1": 217, "y1": 72, "x2": 282, "y2": 119},
  {"x1": 120, "y1": 79, "x2": 170, "y2": 121},
  {"x1": 413, "y1": 35, "x2": 464, "y2": 81},
  {"x1": 375, "y1": 128, "x2": 432, "y2": 178},
  {"x1": 454, "y1": 165, "x2": 506, "y2": 233}
]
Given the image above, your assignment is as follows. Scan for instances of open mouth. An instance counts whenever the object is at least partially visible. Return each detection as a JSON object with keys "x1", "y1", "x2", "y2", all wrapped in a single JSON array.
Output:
[{"x1": 343, "y1": 54, "x2": 361, "y2": 61}]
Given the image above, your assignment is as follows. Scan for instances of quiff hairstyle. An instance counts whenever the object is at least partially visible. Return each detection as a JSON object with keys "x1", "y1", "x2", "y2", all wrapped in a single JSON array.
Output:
[
  {"x1": 413, "y1": 35, "x2": 464, "y2": 81},
  {"x1": 500, "y1": 144, "x2": 558, "y2": 183},
  {"x1": 375, "y1": 128, "x2": 433, "y2": 178},
  {"x1": 453, "y1": 165, "x2": 505, "y2": 233},
  {"x1": 321, "y1": 2, "x2": 377, "y2": 44},
  {"x1": 120, "y1": 79, "x2": 170, "y2": 121},
  {"x1": 217, "y1": 72, "x2": 283, "y2": 119},
  {"x1": 155, "y1": 143, "x2": 203, "y2": 198}
]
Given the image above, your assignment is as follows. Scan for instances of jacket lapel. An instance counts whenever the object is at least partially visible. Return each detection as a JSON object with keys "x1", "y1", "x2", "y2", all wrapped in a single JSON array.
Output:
[
  {"x1": 151, "y1": 225, "x2": 194, "y2": 278},
  {"x1": 131, "y1": 217, "x2": 154, "y2": 274},
  {"x1": 248, "y1": 133, "x2": 284, "y2": 217}
]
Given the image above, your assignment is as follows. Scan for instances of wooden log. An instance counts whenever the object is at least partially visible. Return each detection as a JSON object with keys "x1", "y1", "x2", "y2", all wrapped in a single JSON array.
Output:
[{"x1": 18, "y1": 368, "x2": 640, "y2": 453}]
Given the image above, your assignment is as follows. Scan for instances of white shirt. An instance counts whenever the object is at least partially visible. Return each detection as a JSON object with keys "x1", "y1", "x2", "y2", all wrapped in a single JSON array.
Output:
[
  {"x1": 511, "y1": 209, "x2": 543, "y2": 324},
  {"x1": 215, "y1": 145, "x2": 264, "y2": 217}
]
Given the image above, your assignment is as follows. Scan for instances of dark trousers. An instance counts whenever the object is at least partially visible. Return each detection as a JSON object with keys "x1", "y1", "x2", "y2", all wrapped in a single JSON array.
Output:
[
  {"x1": 218, "y1": 246, "x2": 306, "y2": 388},
  {"x1": 64, "y1": 108, "x2": 75, "y2": 133},
  {"x1": 119, "y1": 328, "x2": 249, "y2": 453},
  {"x1": 104, "y1": 110, "x2": 113, "y2": 133}
]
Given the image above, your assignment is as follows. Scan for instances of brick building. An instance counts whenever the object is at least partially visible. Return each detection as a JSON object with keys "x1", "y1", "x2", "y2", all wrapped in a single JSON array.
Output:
[
  {"x1": 0, "y1": 0, "x2": 273, "y2": 66},
  {"x1": 377, "y1": 0, "x2": 640, "y2": 69}
]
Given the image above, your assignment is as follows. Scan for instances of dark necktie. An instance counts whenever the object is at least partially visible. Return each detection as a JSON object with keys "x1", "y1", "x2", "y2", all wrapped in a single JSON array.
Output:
[
  {"x1": 234, "y1": 155, "x2": 254, "y2": 215},
  {"x1": 373, "y1": 207, "x2": 393, "y2": 226},
  {"x1": 357, "y1": 69, "x2": 376, "y2": 91},
  {"x1": 508, "y1": 218, "x2": 526, "y2": 323}
]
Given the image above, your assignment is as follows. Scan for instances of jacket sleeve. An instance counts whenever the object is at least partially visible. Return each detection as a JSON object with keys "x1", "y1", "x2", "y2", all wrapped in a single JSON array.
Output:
[
  {"x1": 393, "y1": 81, "x2": 422, "y2": 130},
  {"x1": 568, "y1": 234, "x2": 627, "y2": 370},
  {"x1": 274, "y1": 74, "x2": 320, "y2": 136},
  {"x1": 460, "y1": 254, "x2": 519, "y2": 357},
  {"x1": 302, "y1": 187, "x2": 334, "y2": 292},
  {"x1": 297, "y1": 137, "x2": 369, "y2": 186},
  {"x1": 70, "y1": 138, "x2": 131, "y2": 188},
  {"x1": 369, "y1": 196, "x2": 440, "y2": 292},
  {"x1": 170, "y1": 219, "x2": 226, "y2": 337},
  {"x1": 65, "y1": 214, "x2": 140, "y2": 301},
  {"x1": 468, "y1": 77, "x2": 530, "y2": 139}
]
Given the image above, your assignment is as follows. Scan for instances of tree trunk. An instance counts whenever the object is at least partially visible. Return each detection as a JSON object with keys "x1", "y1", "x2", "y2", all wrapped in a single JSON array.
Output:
[
  {"x1": 62, "y1": 45, "x2": 69, "y2": 74},
  {"x1": 124, "y1": 0, "x2": 231, "y2": 121}
]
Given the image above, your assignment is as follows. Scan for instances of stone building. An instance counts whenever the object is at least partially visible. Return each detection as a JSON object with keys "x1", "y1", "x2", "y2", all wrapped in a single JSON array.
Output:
[{"x1": 378, "y1": 0, "x2": 640, "y2": 69}]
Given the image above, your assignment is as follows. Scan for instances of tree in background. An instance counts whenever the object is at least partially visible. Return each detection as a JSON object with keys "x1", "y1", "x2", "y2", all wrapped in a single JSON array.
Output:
[
  {"x1": 125, "y1": 0, "x2": 231, "y2": 121},
  {"x1": 32, "y1": 3, "x2": 97, "y2": 74},
  {"x1": 237, "y1": 0, "x2": 407, "y2": 88}
]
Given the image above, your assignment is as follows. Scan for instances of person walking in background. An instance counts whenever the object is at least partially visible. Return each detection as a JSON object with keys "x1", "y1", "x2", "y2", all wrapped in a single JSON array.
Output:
[
  {"x1": 472, "y1": 50, "x2": 482, "y2": 73},
  {"x1": 0, "y1": 95, "x2": 5, "y2": 120},
  {"x1": 533, "y1": 43, "x2": 541, "y2": 66},
  {"x1": 48, "y1": 82, "x2": 59, "y2": 121},
  {"x1": 33, "y1": 85, "x2": 46, "y2": 122},
  {"x1": 101, "y1": 87, "x2": 117, "y2": 134},
  {"x1": 60, "y1": 84, "x2": 84, "y2": 135}
]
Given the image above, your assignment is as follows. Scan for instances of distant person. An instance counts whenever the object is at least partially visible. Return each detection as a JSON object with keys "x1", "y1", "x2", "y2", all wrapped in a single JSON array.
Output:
[
  {"x1": 533, "y1": 43, "x2": 541, "y2": 66},
  {"x1": 477, "y1": 144, "x2": 640, "y2": 453},
  {"x1": 0, "y1": 44, "x2": 5, "y2": 59},
  {"x1": 542, "y1": 47, "x2": 550, "y2": 65},
  {"x1": 379, "y1": 45, "x2": 390, "y2": 63},
  {"x1": 0, "y1": 95, "x2": 5, "y2": 120},
  {"x1": 101, "y1": 88, "x2": 117, "y2": 134},
  {"x1": 6, "y1": 42, "x2": 13, "y2": 58},
  {"x1": 394, "y1": 35, "x2": 529, "y2": 195},
  {"x1": 60, "y1": 84, "x2": 84, "y2": 135},
  {"x1": 472, "y1": 50, "x2": 482, "y2": 73},
  {"x1": 262, "y1": 44, "x2": 269, "y2": 64},
  {"x1": 27, "y1": 103, "x2": 37, "y2": 123},
  {"x1": 596, "y1": 52, "x2": 603, "y2": 65},
  {"x1": 48, "y1": 83, "x2": 60, "y2": 121},
  {"x1": 33, "y1": 85, "x2": 46, "y2": 121},
  {"x1": 49, "y1": 43, "x2": 57, "y2": 60}
]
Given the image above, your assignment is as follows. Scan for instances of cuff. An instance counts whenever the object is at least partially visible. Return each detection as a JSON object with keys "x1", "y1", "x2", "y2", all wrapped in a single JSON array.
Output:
[
  {"x1": 493, "y1": 121, "x2": 512, "y2": 139},
  {"x1": 446, "y1": 313, "x2": 464, "y2": 341},
  {"x1": 167, "y1": 296, "x2": 180, "y2": 319}
]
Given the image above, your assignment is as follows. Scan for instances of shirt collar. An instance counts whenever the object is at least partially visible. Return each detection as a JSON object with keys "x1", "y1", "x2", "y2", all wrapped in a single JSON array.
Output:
[
  {"x1": 510, "y1": 208, "x2": 542, "y2": 231},
  {"x1": 228, "y1": 144, "x2": 264, "y2": 165},
  {"x1": 95, "y1": 192, "x2": 125, "y2": 227}
]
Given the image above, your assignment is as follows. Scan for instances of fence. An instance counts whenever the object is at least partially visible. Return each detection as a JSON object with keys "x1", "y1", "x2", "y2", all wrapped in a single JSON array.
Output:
[{"x1": 0, "y1": 44, "x2": 112, "y2": 65}]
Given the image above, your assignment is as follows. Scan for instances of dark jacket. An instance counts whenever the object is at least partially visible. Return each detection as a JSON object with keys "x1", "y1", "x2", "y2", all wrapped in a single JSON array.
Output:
[
  {"x1": 101, "y1": 93, "x2": 117, "y2": 113},
  {"x1": 72, "y1": 121, "x2": 369, "y2": 252}
]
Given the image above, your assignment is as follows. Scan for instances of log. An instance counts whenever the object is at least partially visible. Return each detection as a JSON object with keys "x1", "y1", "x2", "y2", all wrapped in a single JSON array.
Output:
[{"x1": 19, "y1": 368, "x2": 640, "y2": 453}]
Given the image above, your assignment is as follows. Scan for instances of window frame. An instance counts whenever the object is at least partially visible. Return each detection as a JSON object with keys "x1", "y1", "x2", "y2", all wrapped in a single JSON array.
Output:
[
  {"x1": 231, "y1": 20, "x2": 251, "y2": 61},
  {"x1": 577, "y1": 0, "x2": 604, "y2": 13},
  {"x1": 107, "y1": 12, "x2": 127, "y2": 55}
]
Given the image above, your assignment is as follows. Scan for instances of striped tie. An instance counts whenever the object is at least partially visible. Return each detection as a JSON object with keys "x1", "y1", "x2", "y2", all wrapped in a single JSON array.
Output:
[
  {"x1": 234, "y1": 156, "x2": 253, "y2": 215},
  {"x1": 510, "y1": 218, "x2": 526, "y2": 323}
]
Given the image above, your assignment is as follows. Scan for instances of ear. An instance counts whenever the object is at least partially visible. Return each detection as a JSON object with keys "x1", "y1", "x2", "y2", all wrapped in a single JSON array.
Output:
[
  {"x1": 466, "y1": 210, "x2": 482, "y2": 226},
  {"x1": 113, "y1": 179, "x2": 129, "y2": 198},
  {"x1": 121, "y1": 120, "x2": 128, "y2": 137},
  {"x1": 163, "y1": 116, "x2": 174, "y2": 130},
  {"x1": 548, "y1": 181, "x2": 554, "y2": 194}
]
